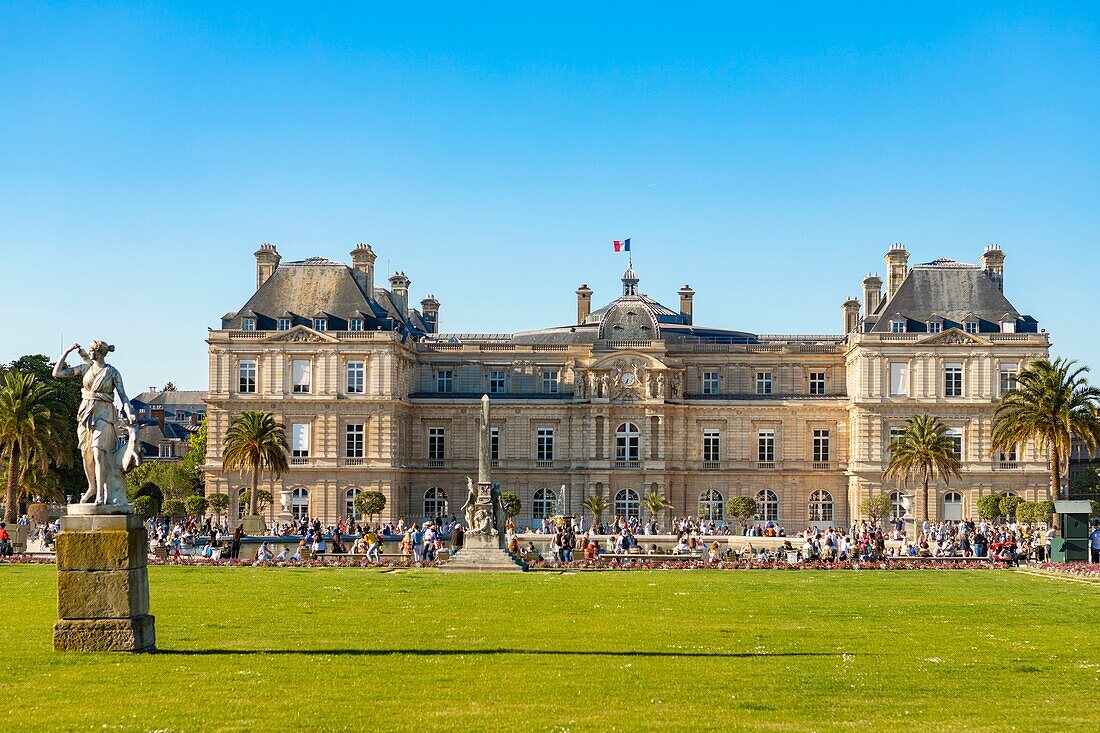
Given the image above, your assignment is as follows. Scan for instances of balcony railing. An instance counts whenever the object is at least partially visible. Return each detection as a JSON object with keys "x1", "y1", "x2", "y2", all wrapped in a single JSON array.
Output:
[
  {"x1": 490, "y1": 460, "x2": 500, "y2": 469},
  {"x1": 535, "y1": 460, "x2": 554, "y2": 469},
  {"x1": 613, "y1": 460, "x2": 641, "y2": 469},
  {"x1": 995, "y1": 461, "x2": 1019, "y2": 470},
  {"x1": 757, "y1": 461, "x2": 776, "y2": 470},
  {"x1": 290, "y1": 457, "x2": 310, "y2": 466},
  {"x1": 343, "y1": 458, "x2": 364, "y2": 467},
  {"x1": 812, "y1": 461, "x2": 831, "y2": 471},
  {"x1": 426, "y1": 459, "x2": 445, "y2": 468},
  {"x1": 702, "y1": 460, "x2": 721, "y2": 470}
]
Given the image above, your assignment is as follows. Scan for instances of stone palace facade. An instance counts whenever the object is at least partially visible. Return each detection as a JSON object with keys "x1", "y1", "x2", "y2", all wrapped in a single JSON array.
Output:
[{"x1": 203, "y1": 242, "x2": 1050, "y2": 528}]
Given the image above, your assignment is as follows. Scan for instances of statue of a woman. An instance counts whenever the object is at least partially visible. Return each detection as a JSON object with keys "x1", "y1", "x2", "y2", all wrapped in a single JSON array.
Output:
[{"x1": 53, "y1": 341, "x2": 134, "y2": 505}]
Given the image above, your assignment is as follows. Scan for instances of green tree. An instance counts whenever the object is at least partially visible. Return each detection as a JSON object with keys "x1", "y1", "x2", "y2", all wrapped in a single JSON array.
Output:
[
  {"x1": 580, "y1": 493, "x2": 607, "y2": 525},
  {"x1": 130, "y1": 481, "x2": 164, "y2": 516},
  {"x1": 884, "y1": 414, "x2": 961, "y2": 522},
  {"x1": 180, "y1": 416, "x2": 207, "y2": 490},
  {"x1": 992, "y1": 359, "x2": 1100, "y2": 513},
  {"x1": 207, "y1": 492, "x2": 231, "y2": 520},
  {"x1": 727, "y1": 496, "x2": 759, "y2": 530},
  {"x1": 184, "y1": 494, "x2": 209, "y2": 517},
  {"x1": 976, "y1": 493, "x2": 1003, "y2": 521},
  {"x1": 131, "y1": 495, "x2": 155, "y2": 519},
  {"x1": 162, "y1": 498, "x2": 186, "y2": 519},
  {"x1": 1070, "y1": 467, "x2": 1100, "y2": 496},
  {"x1": 858, "y1": 494, "x2": 894, "y2": 528},
  {"x1": 641, "y1": 490, "x2": 672, "y2": 521},
  {"x1": 124, "y1": 460, "x2": 200, "y2": 500},
  {"x1": 1089, "y1": 499, "x2": 1100, "y2": 518},
  {"x1": 237, "y1": 488, "x2": 272, "y2": 514},
  {"x1": 222, "y1": 411, "x2": 289, "y2": 516},
  {"x1": 0, "y1": 371, "x2": 71, "y2": 522},
  {"x1": 353, "y1": 490, "x2": 386, "y2": 522},
  {"x1": 998, "y1": 495, "x2": 1023, "y2": 521},
  {"x1": 499, "y1": 491, "x2": 521, "y2": 518}
]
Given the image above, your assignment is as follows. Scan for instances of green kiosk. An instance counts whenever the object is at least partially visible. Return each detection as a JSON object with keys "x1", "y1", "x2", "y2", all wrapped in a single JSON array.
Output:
[{"x1": 1048, "y1": 500, "x2": 1092, "y2": 563}]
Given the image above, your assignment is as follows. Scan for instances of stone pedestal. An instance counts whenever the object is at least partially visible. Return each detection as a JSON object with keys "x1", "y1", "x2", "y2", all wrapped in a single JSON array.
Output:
[
  {"x1": 442, "y1": 533, "x2": 527, "y2": 572},
  {"x1": 10, "y1": 524, "x2": 27, "y2": 554},
  {"x1": 53, "y1": 510, "x2": 155, "y2": 652},
  {"x1": 242, "y1": 515, "x2": 267, "y2": 535}
]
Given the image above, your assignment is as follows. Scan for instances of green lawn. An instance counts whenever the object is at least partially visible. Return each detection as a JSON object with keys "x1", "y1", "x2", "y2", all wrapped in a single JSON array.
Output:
[{"x1": 1, "y1": 566, "x2": 1098, "y2": 731}]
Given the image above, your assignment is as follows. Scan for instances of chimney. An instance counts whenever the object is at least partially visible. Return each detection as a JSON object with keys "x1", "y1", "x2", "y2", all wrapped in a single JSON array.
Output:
[
  {"x1": 420, "y1": 294, "x2": 440, "y2": 333},
  {"x1": 151, "y1": 406, "x2": 166, "y2": 426},
  {"x1": 254, "y1": 243, "x2": 281, "y2": 289},
  {"x1": 980, "y1": 244, "x2": 1005, "y2": 293},
  {"x1": 388, "y1": 272, "x2": 411, "y2": 317},
  {"x1": 884, "y1": 243, "x2": 909, "y2": 302},
  {"x1": 842, "y1": 297, "x2": 861, "y2": 334},
  {"x1": 575, "y1": 284, "x2": 593, "y2": 324},
  {"x1": 678, "y1": 285, "x2": 695, "y2": 325},
  {"x1": 862, "y1": 273, "x2": 883, "y2": 315},
  {"x1": 350, "y1": 243, "x2": 376, "y2": 295}
]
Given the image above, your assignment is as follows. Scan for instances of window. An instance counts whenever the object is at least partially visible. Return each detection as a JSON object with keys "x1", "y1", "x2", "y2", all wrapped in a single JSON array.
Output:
[
  {"x1": 755, "y1": 490, "x2": 779, "y2": 522},
  {"x1": 1001, "y1": 320, "x2": 1016, "y2": 334},
  {"x1": 812, "y1": 429, "x2": 830, "y2": 462},
  {"x1": 891, "y1": 320, "x2": 906, "y2": 333},
  {"x1": 946, "y1": 427, "x2": 963, "y2": 461},
  {"x1": 541, "y1": 370, "x2": 559, "y2": 394},
  {"x1": 488, "y1": 370, "x2": 506, "y2": 394},
  {"x1": 944, "y1": 363, "x2": 963, "y2": 397},
  {"x1": 291, "y1": 423, "x2": 310, "y2": 458},
  {"x1": 349, "y1": 318, "x2": 363, "y2": 332},
  {"x1": 345, "y1": 423, "x2": 364, "y2": 459},
  {"x1": 965, "y1": 321, "x2": 978, "y2": 334},
  {"x1": 699, "y1": 489, "x2": 724, "y2": 521},
  {"x1": 313, "y1": 318, "x2": 327, "y2": 331},
  {"x1": 290, "y1": 487, "x2": 309, "y2": 521},
  {"x1": 533, "y1": 488, "x2": 557, "y2": 519},
  {"x1": 943, "y1": 491, "x2": 963, "y2": 521},
  {"x1": 808, "y1": 490, "x2": 833, "y2": 522},
  {"x1": 435, "y1": 370, "x2": 453, "y2": 393},
  {"x1": 536, "y1": 428, "x2": 555, "y2": 462},
  {"x1": 927, "y1": 321, "x2": 941, "y2": 333},
  {"x1": 423, "y1": 487, "x2": 447, "y2": 518},
  {"x1": 614, "y1": 489, "x2": 640, "y2": 519},
  {"x1": 702, "y1": 371, "x2": 720, "y2": 395},
  {"x1": 490, "y1": 427, "x2": 500, "y2": 462},
  {"x1": 702, "y1": 429, "x2": 721, "y2": 462},
  {"x1": 889, "y1": 362, "x2": 909, "y2": 397},
  {"x1": 998, "y1": 446, "x2": 1018, "y2": 464},
  {"x1": 236, "y1": 489, "x2": 248, "y2": 519},
  {"x1": 757, "y1": 429, "x2": 775, "y2": 462},
  {"x1": 809, "y1": 372, "x2": 826, "y2": 395},
  {"x1": 756, "y1": 371, "x2": 773, "y2": 395},
  {"x1": 238, "y1": 359, "x2": 257, "y2": 394},
  {"x1": 615, "y1": 422, "x2": 640, "y2": 463},
  {"x1": 345, "y1": 488, "x2": 361, "y2": 518},
  {"x1": 159, "y1": 443, "x2": 173, "y2": 458},
  {"x1": 242, "y1": 318, "x2": 256, "y2": 332},
  {"x1": 346, "y1": 361, "x2": 365, "y2": 394},
  {"x1": 427, "y1": 427, "x2": 445, "y2": 460},
  {"x1": 890, "y1": 490, "x2": 909, "y2": 520},
  {"x1": 291, "y1": 360, "x2": 311, "y2": 393},
  {"x1": 999, "y1": 364, "x2": 1018, "y2": 395},
  {"x1": 277, "y1": 318, "x2": 291, "y2": 331},
  {"x1": 889, "y1": 426, "x2": 906, "y2": 456}
]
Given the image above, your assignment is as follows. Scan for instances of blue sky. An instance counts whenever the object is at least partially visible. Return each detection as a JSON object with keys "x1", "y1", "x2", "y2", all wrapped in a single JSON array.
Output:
[{"x1": 1, "y1": 2, "x2": 1098, "y2": 391}]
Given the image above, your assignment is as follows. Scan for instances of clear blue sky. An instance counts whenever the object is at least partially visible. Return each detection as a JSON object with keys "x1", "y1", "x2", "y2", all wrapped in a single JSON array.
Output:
[{"x1": 2, "y1": 2, "x2": 1097, "y2": 391}]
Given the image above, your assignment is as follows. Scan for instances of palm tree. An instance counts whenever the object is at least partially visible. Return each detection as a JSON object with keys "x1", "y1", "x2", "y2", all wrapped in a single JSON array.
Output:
[
  {"x1": 884, "y1": 414, "x2": 961, "y2": 522},
  {"x1": 641, "y1": 490, "x2": 672, "y2": 522},
  {"x1": 0, "y1": 371, "x2": 70, "y2": 523},
  {"x1": 992, "y1": 358, "x2": 1100, "y2": 509},
  {"x1": 580, "y1": 493, "x2": 607, "y2": 526},
  {"x1": 222, "y1": 411, "x2": 289, "y2": 517}
]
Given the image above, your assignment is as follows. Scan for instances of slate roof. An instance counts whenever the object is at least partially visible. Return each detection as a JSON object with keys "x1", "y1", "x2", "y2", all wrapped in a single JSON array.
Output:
[{"x1": 132, "y1": 390, "x2": 207, "y2": 407}]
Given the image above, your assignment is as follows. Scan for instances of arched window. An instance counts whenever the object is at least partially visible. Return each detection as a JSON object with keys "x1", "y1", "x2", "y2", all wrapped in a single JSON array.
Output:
[
  {"x1": 616, "y1": 422, "x2": 640, "y2": 463},
  {"x1": 943, "y1": 491, "x2": 963, "y2": 522},
  {"x1": 290, "y1": 487, "x2": 309, "y2": 522},
  {"x1": 532, "y1": 488, "x2": 557, "y2": 519},
  {"x1": 755, "y1": 490, "x2": 779, "y2": 522},
  {"x1": 345, "y1": 488, "x2": 361, "y2": 519},
  {"x1": 614, "y1": 488, "x2": 640, "y2": 519},
  {"x1": 699, "y1": 489, "x2": 724, "y2": 521},
  {"x1": 889, "y1": 490, "x2": 909, "y2": 520},
  {"x1": 236, "y1": 488, "x2": 248, "y2": 519},
  {"x1": 808, "y1": 490, "x2": 834, "y2": 523},
  {"x1": 424, "y1": 487, "x2": 447, "y2": 519}
]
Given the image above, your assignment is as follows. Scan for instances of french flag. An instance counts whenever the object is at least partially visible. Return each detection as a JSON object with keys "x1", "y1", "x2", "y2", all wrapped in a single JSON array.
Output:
[{"x1": 613, "y1": 238, "x2": 631, "y2": 252}]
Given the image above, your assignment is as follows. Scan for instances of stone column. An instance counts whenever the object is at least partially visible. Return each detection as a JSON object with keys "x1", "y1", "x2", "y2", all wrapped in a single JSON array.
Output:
[{"x1": 53, "y1": 511, "x2": 156, "y2": 652}]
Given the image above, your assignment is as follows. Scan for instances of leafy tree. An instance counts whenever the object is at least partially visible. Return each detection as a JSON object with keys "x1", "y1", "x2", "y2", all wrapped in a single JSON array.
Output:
[
  {"x1": 1033, "y1": 500, "x2": 1054, "y2": 523},
  {"x1": 998, "y1": 495, "x2": 1023, "y2": 521},
  {"x1": 0, "y1": 371, "x2": 71, "y2": 522},
  {"x1": 207, "y1": 492, "x2": 231, "y2": 520},
  {"x1": 858, "y1": 494, "x2": 893, "y2": 527},
  {"x1": 237, "y1": 488, "x2": 272, "y2": 514},
  {"x1": 124, "y1": 460, "x2": 200, "y2": 500},
  {"x1": 162, "y1": 498, "x2": 186, "y2": 519},
  {"x1": 180, "y1": 416, "x2": 207, "y2": 490},
  {"x1": 131, "y1": 495, "x2": 155, "y2": 519},
  {"x1": 353, "y1": 490, "x2": 386, "y2": 522},
  {"x1": 1089, "y1": 499, "x2": 1100, "y2": 518},
  {"x1": 976, "y1": 494, "x2": 1003, "y2": 521},
  {"x1": 884, "y1": 414, "x2": 961, "y2": 521},
  {"x1": 184, "y1": 494, "x2": 209, "y2": 517},
  {"x1": 1070, "y1": 467, "x2": 1100, "y2": 496},
  {"x1": 641, "y1": 490, "x2": 672, "y2": 520},
  {"x1": 580, "y1": 493, "x2": 607, "y2": 524},
  {"x1": 727, "y1": 496, "x2": 759, "y2": 529},
  {"x1": 499, "y1": 491, "x2": 521, "y2": 518},
  {"x1": 222, "y1": 411, "x2": 288, "y2": 516},
  {"x1": 993, "y1": 359, "x2": 1100, "y2": 511},
  {"x1": 130, "y1": 482, "x2": 164, "y2": 516}
]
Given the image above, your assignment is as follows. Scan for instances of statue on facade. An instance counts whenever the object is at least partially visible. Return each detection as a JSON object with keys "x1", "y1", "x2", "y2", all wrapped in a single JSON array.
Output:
[{"x1": 53, "y1": 341, "x2": 137, "y2": 508}]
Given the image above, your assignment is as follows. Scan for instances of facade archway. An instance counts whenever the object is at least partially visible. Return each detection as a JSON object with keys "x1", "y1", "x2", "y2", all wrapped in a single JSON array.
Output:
[
  {"x1": 808, "y1": 490, "x2": 834, "y2": 523},
  {"x1": 699, "y1": 489, "x2": 724, "y2": 521},
  {"x1": 614, "y1": 488, "x2": 640, "y2": 519},
  {"x1": 424, "y1": 487, "x2": 447, "y2": 518},
  {"x1": 755, "y1": 489, "x2": 779, "y2": 522}
]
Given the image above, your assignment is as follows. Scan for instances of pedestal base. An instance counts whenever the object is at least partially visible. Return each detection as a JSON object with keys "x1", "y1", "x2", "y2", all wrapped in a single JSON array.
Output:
[
  {"x1": 242, "y1": 515, "x2": 267, "y2": 535},
  {"x1": 442, "y1": 543, "x2": 527, "y2": 572},
  {"x1": 53, "y1": 614, "x2": 156, "y2": 652}
]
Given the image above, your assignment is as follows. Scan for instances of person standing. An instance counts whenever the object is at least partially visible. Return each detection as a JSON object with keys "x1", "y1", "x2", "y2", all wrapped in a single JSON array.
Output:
[
  {"x1": 1090, "y1": 523, "x2": 1100, "y2": 563},
  {"x1": 231, "y1": 523, "x2": 243, "y2": 560}
]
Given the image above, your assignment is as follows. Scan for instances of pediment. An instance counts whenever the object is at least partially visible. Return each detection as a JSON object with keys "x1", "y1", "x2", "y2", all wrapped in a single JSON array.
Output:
[
  {"x1": 917, "y1": 328, "x2": 988, "y2": 346},
  {"x1": 261, "y1": 325, "x2": 339, "y2": 343}
]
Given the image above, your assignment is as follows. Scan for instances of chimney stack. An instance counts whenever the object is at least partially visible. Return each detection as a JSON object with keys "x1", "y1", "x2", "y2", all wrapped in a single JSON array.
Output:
[
  {"x1": 678, "y1": 285, "x2": 695, "y2": 325},
  {"x1": 842, "y1": 297, "x2": 861, "y2": 334},
  {"x1": 350, "y1": 243, "x2": 377, "y2": 296},
  {"x1": 254, "y1": 243, "x2": 281, "y2": 289},
  {"x1": 862, "y1": 273, "x2": 883, "y2": 315},
  {"x1": 980, "y1": 244, "x2": 1005, "y2": 293},
  {"x1": 420, "y1": 294, "x2": 440, "y2": 333},
  {"x1": 884, "y1": 243, "x2": 909, "y2": 302},
  {"x1": 388, "y1": 272, "x2": 411, "y2": 317},
  {"x1": 576, "y1": 284, "x2": 593, "y2": 324},
  {"x1": 151, "y1": 406, "x2": 165, "y2": 426}
]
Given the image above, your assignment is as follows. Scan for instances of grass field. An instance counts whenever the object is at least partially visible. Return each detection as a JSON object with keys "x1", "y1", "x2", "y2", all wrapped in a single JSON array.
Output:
[{"x1": 1, "y1": 566, "x2": 1098, "y2": 732}]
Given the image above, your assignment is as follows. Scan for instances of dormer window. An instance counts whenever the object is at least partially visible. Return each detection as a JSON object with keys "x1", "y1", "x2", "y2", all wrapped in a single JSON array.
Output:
[
  {"x1": 313, "y1": 318, "x2": 327, "y2": 332},
  {"x1": 242, "y1": 318, "x2": 256, "y2": 332},
  {"x1": 277, "y1": 318, "x2": 291, "y2": 331},
  {"x1": 927, "y1": 321, "x2": 941, "y2": 333},
  {"x1": 349, "y1": 318, "x2": 363, "y2": 332},
  {"x1": 1000, "y1": 320, "x2": 1016, "y2": 334},
  {"x1": 965, "y1": 321, "x2": 978, "y2": 334},
  {"x1": 890, "y1": 320, "x2": 906, "y2": 333}
]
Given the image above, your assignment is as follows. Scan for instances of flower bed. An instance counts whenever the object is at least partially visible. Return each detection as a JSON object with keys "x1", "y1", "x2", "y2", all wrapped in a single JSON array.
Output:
[
  {"x1": 527, "y1": 558, "x2": 1005, "y2": 571},
  {"x1": 1021, "y1": 563, "x2": 1100, "y2": 580}
]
